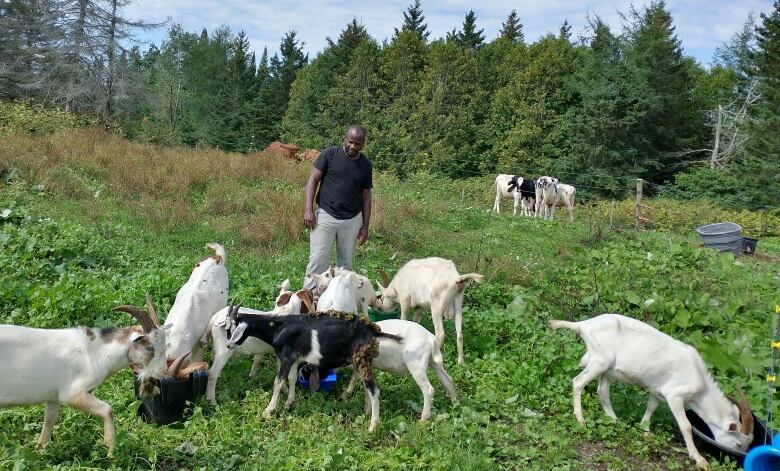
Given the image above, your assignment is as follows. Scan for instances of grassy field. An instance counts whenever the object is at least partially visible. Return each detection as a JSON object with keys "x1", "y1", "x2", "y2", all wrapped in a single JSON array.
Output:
[{"x1": 1, "y1": 129, "x2": 779, "y2": 470}]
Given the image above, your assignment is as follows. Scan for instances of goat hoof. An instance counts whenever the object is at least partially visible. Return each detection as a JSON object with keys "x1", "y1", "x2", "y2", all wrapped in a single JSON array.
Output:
[
  {"x1": 694, "y1": 457, "x2": 708, "y2": 470},
  {"x1": 262, "y1": 409, "x2": 273, "y2": 419}
]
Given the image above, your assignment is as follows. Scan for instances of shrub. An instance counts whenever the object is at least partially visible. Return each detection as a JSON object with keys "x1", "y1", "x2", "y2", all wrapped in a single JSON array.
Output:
[{"x1": 0, "y1": 101, "x2": 94, "y2": 134}]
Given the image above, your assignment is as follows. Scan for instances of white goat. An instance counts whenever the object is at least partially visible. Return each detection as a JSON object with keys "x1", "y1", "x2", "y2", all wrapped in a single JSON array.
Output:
[
  {"x1": 374, "y1": 257, "x2": 484, "y2": 365},
  {"x1": 493, "y1": 174, "x2": 522, "y2": 215},
  {"x1": 341, "y1": 319, "x2": 458, "y2": 421},
  {"x1": 204, "y1": 280, "x2": 314, "y2": 405},
  {"x1": 312, "y1": 267, "x2": 375, "y2": 317},
  {"x1": 165, "y1": 243, "x2": 228, "y2": 362},
  {"x1": 317, "y1": 272, "x2": 360, "y2": 314},
  {"x1": 536, "y1": 176, "x2": 575, "y2": 222},
  {"x1": 550, "y1": 314, "x2": 754, "y2": 470},
  {"x1": 0, "y1": 302, "x2": 169, "y2": 457}
]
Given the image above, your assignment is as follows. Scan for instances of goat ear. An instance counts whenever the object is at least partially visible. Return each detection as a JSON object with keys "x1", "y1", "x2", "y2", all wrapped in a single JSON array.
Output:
[
  {"x1": 161, "y1": 323, "x2": 172, "y2": 331},
  {"x1": 728, "y1": 422, "x2": 738, "y2": 432},
  {"x1": 279, "y1": 279, "x2": 291, "y2": 292},
  {"x1": 277, "y1": 292, "x2": 293, "y2": 306},
  {"x1": 130, "y1": 332, "x2": 147, "y2": 343}
]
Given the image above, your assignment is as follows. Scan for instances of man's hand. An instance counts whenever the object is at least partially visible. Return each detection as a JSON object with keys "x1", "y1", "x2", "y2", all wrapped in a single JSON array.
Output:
[
  {"x1": 357, "y1": 226, "x2": 369, "y2": 246},
  {"x1": 304, "y1": 208, "x2": 316, "y2": 229}
]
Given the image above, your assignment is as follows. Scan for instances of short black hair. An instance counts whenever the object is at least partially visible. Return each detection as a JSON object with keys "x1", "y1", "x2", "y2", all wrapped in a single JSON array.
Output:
[{"x1": 346, "y1": 125, "x2": 366, "y2": 137}]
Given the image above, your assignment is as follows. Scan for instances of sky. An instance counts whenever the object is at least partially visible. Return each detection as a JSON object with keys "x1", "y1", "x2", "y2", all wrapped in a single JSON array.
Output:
[{"x1": 124, "y1": 0, "x2": 773, "y2": 66}]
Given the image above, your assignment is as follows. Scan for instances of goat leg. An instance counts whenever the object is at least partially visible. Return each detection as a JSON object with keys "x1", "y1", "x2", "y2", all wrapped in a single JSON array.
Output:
[{"x1": 37, "y1": 401, "x2": 60, "y2": 448}]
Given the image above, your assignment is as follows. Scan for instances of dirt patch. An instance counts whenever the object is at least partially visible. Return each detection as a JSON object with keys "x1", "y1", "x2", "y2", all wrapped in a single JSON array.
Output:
[{"x1": 577, "y1": 440, "x2": 689, "y2": 470}]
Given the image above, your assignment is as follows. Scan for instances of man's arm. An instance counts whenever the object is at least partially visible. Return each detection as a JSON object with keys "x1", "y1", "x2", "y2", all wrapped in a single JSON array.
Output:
[
  {"x1": 357, "y1": 188, "x2": 371, "y2": 246},
  {"x1": 304, "y1": 168, "x2": 324, "y2": 229}
]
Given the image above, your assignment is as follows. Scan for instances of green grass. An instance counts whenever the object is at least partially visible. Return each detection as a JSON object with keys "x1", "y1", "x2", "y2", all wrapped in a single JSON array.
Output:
[{"x1": 1, "y1": 147, "x2": 779, "y2": 470}]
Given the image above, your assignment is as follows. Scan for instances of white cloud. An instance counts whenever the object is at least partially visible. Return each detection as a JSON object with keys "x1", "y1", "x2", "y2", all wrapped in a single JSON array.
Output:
[{"x1": 124, "y1": 0, "x2": 773, "y2": 65}]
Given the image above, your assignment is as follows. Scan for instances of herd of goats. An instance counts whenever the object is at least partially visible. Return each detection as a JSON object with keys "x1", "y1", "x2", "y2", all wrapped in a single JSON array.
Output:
[{"x1": 0, "y1": 186, "x2": 759, "y2": 469}]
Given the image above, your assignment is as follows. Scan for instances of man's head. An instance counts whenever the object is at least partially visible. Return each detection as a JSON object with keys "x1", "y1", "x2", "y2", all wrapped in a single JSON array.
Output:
[{"x1": 343, "y1": 125, "x2": 366, "y2": 158}]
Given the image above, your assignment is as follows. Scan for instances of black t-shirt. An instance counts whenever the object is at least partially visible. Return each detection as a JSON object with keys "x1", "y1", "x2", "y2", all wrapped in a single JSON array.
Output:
[{"x1": 314, "y1": 146, "x2": 373, "y2": 220}]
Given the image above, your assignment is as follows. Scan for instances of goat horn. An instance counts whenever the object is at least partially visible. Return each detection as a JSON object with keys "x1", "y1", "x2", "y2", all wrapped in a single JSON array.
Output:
[
  {"x1": 228, "y1": 304, "x2": 241, "y2": 320},
  {"x1": 727, "y1": 386, "x2": 754, "y2": 436},
  {"x1": 377, "y1": 269, "x2": 389, "y2": 288},
  {"x1": 112, "y1": 305, "x2": 156, "y2": 333},
  {"x1": 144, "y1": 294, "x2": 161, "y2": 327},
  {"x1": 168, "y1": 351, "x2": 190, "y2": 378}
]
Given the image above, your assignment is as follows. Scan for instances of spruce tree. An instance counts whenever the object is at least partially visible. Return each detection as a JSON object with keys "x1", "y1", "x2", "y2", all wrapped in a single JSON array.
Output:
[
  {"x1": 559, "y1": 19, "x2": 572, "y2": 40},
  {"x1": 276, "y1": 31, "x2": 308, "y2": 110},
  {"x1": 456, "y1": 10, "x2": 485, "y2": 51},
  {"x1": 499, "y1": 9, "x2": 524, "y2": 44},
  {"x1": 625, "y1": 1, "x2": 701, "y2": 182},
  {"x1": 394, "y1": 0, "x2": 429, "y2": 41},
  {"x1": 743, "y1": 1, "x2": 780, "y2": 205}
]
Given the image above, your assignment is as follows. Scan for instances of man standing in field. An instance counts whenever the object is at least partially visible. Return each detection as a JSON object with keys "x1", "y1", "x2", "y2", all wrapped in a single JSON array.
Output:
[{"x1": 302, "y1": 125, "x2": 372, "y2": 289}]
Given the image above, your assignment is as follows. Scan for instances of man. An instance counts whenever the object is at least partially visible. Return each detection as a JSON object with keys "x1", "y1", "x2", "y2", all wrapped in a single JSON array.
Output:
[{"x1": 302, "y1": 125, "x2": 372, "y2": 290}]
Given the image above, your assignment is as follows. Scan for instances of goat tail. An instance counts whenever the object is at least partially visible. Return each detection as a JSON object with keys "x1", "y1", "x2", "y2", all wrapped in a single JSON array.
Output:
[
  {"x1": 457, "y1": 273, "x2": 485, "y2": 288},
  {"x1": 549, "y1": 319, "x2": 580, "y2": 333},
  {"x1": 378, "y1": 331, "x2": 403, "y2": 343},
  {"x1": 205, "y1": 243, "x2": 227, "y2": 264}
]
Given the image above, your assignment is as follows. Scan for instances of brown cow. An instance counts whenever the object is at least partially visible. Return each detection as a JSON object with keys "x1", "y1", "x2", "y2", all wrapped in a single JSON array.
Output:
[
  {"x1": 263, "y1": 141, "x2": 299, "y2": 160},
  {"x1": 299, "y1": 149, "x2": 320, "y2": 162}
]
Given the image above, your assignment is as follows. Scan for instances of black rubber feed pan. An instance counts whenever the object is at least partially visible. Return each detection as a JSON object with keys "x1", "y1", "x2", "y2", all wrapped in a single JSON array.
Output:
[
  {"x1": 686, "y1": 409, "x2": 773, "y2": 468},
  {"x1": 133, "y1": 370, "x2": 208, "y2": 425}
]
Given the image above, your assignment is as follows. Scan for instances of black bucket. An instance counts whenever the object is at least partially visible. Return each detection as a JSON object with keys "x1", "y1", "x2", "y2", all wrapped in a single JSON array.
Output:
[
  {"x1": 133, "y1": 370, "x2": 208, "y2": 425},
  {"x1": 685, "y1": 409, "x2": 773, "y2": 468},
  {"x1": 742, "y1": 237, "x2": 758, "y2": 255}
]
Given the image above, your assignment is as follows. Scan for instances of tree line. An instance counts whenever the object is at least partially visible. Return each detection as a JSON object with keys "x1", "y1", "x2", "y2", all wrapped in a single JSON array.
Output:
[{"x1": 1, "y1": 0, "x2": 778, "y2": 206}]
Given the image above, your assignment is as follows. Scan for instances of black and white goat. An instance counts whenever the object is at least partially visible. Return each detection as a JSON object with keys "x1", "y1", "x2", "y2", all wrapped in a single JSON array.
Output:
[
  {"x1": 551, "y1": 314, "x2": 754, "y2": 469},
  {"x1": 225, "y1": 305, "x2": 402, "y2": 432},
  {"x1": 0, "y1": 301, "x2": 169, "y2": 457},
  {"x1": 204, "y1": 280, "x2": 314, "y2": 405}
]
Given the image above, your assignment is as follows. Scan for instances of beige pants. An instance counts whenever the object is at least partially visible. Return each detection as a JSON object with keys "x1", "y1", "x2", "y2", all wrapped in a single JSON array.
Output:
[{"x1": 303, "y1": 208, "x2": 362, "y2": 290}]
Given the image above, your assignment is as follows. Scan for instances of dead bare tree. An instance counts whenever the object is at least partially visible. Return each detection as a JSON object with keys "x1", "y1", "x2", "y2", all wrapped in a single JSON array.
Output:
[{"x1": 708, "y1": 81, "x2": 759, "y2": 169}]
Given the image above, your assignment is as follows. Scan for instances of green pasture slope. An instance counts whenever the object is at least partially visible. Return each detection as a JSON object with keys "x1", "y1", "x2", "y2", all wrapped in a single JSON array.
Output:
[{"x1": 1, "y1": 169, "x2": 779, "y2": 470}]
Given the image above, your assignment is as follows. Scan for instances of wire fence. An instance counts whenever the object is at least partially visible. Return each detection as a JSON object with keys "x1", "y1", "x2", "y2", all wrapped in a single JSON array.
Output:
[{"x1": 368, "y1": 161, "x2": 780, "y2": 239}]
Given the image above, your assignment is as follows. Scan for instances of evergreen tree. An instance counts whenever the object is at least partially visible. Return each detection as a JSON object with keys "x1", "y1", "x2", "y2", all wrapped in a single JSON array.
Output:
[
  {"x1": 209, "y1": 31, "x2": 255, "y2": 151},
  {"x1": 370, "y1": 29, "x2": 428, "y2": 174},
  {"x1": 559, "y1": 19, "x2": 572, "y2": 40},
  {"x1": 276, "y1": 31, "x2": 308, "y2": 110},
  {"x1": 394, "y1": 0, "x2": 429, "y2": 41},
  {"x1": 499, "y1": 9, "x2": 524, "y2": 44},
  {"x1": 743, "y1": 1, "x2": 780, "y2": 205},
  {"x1": 561, "y1": 18, "x2": 652, "y2": 194},
  {"x1": 713, "y1": 15, "x2": 756, "y2": 97},
  {"x1": 456, "y1": 10, "x2": 485, "y2": 51},
  {"x1": 624, "y1": 1, "x2": 702, "y2": 182},
  {"x1": 281, "y1": 19, "x2": 373, "y2": 147}
]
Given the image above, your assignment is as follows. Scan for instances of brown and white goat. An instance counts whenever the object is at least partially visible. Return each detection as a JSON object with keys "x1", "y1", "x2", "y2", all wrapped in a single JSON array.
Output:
[{"x1": 0, "y1": 300, "x2": 169, "y2": 457}]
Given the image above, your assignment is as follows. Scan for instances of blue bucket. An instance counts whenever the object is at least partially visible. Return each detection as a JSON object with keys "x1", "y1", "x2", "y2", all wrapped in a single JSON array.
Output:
[{"x1": 744, "y1": 433, "x2": 780, "y2": 471}]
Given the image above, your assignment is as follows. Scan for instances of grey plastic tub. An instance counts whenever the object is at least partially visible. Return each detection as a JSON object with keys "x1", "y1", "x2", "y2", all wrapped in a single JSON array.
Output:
[{"x1": 695, "y1": 222, "x2": 742, "y2": 255}]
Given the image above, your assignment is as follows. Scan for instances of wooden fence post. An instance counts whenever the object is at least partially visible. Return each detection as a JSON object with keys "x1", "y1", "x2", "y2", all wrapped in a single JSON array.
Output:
[
  {"x1": 635, "y1": 179, "x2": 644, "y2": 230},
  {"x1": 609, "y1": 200, "x2": 616, "y2": 227}
]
